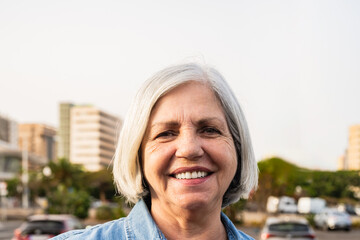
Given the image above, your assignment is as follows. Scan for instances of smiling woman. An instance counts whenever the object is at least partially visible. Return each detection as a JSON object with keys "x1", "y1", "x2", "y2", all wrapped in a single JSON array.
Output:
[
  {"x1": 51, "y1": 62, "x2": 258, "y2": 240},
  {"x1": 141, "y1": 82, "x2": 238, "y2": 213}
]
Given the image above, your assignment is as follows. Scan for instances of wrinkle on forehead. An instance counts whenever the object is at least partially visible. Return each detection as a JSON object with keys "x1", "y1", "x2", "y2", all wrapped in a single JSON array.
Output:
[{"x1": 149, "y1": 82, "x2": 226, "y2": 122}]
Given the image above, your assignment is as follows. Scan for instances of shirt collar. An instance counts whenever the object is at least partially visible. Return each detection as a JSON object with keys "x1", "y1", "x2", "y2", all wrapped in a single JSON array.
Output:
[
  {"x1": 126, "y1": 199, "x2": 166, "y2": 239},
  {"x1": 126, "y1": 199, "x2": 246, "y2": 240}
]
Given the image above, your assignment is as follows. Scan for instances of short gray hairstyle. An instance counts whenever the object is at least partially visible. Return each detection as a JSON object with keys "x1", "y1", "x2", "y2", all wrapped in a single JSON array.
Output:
[{"x1": 113, "y1": 62, "x2": 258, "y2": 207}]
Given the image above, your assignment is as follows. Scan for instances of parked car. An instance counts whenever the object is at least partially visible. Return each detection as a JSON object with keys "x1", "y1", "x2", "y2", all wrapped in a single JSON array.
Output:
[
  {"x1": 260, "y1": 216, "x2": 316, "y2": 240},
  {"x1": 12, "y1": 214, "x2": 83, "y2": 240},
  {"x1": 297, "y1": 197, "x2": 326, "y2": 214},
  {"x1": 314, "y1": 208, "x2": 351, "y2": 231},
  {"x1": 266, "y1": 196, "x2": 297, "y2": 213},
  {"x1": 337, "y1": 203, "x2": 357, "y2": 215}
]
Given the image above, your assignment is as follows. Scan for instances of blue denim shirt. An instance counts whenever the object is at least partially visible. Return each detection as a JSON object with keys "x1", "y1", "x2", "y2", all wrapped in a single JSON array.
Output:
[{"x1": 51, "y1": 200, "x2": 254, "y2": 240}]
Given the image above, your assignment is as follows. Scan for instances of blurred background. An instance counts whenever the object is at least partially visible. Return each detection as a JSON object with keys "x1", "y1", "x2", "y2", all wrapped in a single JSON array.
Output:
[{"x1": 0, "y1": 1, "x2": 360, "y2": 239}]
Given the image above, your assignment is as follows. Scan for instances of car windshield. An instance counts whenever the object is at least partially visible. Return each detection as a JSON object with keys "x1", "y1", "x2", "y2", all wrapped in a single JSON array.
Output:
[
  {"x1": 22, "y1": 220, "x2": 64, "y2": 235},
  {"x1": 269, "y1": 223, "x2": 309, "y2": 232},
  {"x1": 332, "y1": 212, "x2": 347, "y2": 216}
]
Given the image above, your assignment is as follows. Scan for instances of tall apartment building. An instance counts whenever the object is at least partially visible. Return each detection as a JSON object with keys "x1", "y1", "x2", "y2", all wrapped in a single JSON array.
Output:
[
  {"x1": 18, "y1": 123, "x2": 57, "y2": 162},
  {"x1": 346, "y1": 124, "x2": 360, "y2": 170},
  {"x1": 0, "y1": 114, "x2": 18, "y2": 150},
  {"x1": 57, "y1": 103, "x2": 74, "y2": 159},
  {"x1": 70, "y1": 105, "x2": 120, "y2": 171},
  {"x1": 337, "y1": 154, "x2": 347, "y2": 170}
]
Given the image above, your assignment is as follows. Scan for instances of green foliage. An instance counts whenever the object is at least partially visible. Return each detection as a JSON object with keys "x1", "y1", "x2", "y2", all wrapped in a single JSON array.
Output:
[
  {"x1": 47, "y1": 158, "x2": 85, "y2": 190},
  {"x1": 7, "y1": 158, "x2": 127, "y2": 220},
  {"x1": 5, "y1": 178, "x2": 21, "y2": 197},
  {"x1": 95, "y1": 205, "x2": 126, "y2": 220},
  {"x1": 83, "y1": 168, "x2": 116, "y2": 202},
  {"x1": 113, "y1": 205, "x2": 126, "y2": 219},
  {"x1": 47, "y1": 186, "x2": 91, "y2": 219},
  {"x1": 223, "y1": 199, "x2": 247, "y2": 224},
  {"x1": 95, "y1": 205, "x2": 114, "y2": 220},
  {"x1": 305, "y1": 214, "x2": 315, "y2": 227},
  {"x1": 252, "y1": 157, "x2": 360, "y2": 210},
  {"x1": 27, "y1": 159, "x2": 90, "y2": 218},
  {"x1": 257, "y1": 157, "x2": 310, "y2": 196}
]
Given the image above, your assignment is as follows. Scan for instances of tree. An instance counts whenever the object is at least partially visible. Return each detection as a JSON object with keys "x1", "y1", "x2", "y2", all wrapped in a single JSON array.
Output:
[
  {"x1": 84, "y1": 168, "x2": 115, "y2": 202},
  {"x1": 46, "y1": 158, "x2": 85, "y2": 190},
  {"x1": 38, "y1": 159, "x2": 91, "y2": 218},
  {"x1": 250, "y1": 157, "x2": 360, "y2": 211},
  {"x1": 47, "y1": 186, "x2": 91, "y2": 219},
  {"x1": 5, "y1": 177, "x2": 21, "y2": 198}
]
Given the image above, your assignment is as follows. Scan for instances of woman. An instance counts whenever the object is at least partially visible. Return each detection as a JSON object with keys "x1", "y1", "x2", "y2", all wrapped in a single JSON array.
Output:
[{"x1": 52, "y1": 63, "x2": 258, "y2": 240}]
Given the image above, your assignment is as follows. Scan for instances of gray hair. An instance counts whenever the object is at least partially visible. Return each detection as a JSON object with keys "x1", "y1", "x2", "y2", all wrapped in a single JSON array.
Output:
[{"x1": 113, "y1": 62, "x2": 258, "y2": 207}]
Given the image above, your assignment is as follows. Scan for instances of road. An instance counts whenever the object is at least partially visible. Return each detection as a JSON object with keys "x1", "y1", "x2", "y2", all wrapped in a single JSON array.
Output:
[
  {"x1": 240, "y1": 226, "x2": 360, "y2": 240},
  {"x1": 1, "y1": 221, "x2": 359, "y2": 240},
  {"x1": 0, "y1": 220, "x2": 22, "y2": 240}
]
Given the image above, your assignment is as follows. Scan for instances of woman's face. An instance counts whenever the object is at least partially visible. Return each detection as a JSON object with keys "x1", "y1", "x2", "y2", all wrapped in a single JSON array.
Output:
[{"x1": 141, "y1": 81, "x2": 237, "y2": 211}]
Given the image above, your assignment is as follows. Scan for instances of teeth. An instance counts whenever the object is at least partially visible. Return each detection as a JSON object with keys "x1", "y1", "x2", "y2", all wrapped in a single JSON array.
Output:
[{"x1": 175, "y1": 171, "x2": 209, "y2": 179}]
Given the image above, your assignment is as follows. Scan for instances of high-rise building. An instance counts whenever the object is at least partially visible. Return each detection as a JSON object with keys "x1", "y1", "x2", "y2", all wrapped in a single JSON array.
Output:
[
  {"x1": 57, "y1": 103, "x2": 74, "y2": 159},
  {"x1": 347, "y1": 124, "x2": 360, "y2": 170},
  {"x1": 0, "y1": 114, "x2": 18, "y2": 150},
  {"x1": 70, "y1": 105, "x2": 121, "y2": 171},
  {"x1": 337, "y1": 154, "x2": 347, "y2": 170},
  {"x1": 18, "y1": 123, "x2": 57, "y2": 162}
]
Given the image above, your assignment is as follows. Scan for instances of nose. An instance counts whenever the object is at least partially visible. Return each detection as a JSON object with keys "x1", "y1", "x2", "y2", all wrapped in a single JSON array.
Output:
[{"x1": 175, "y1": 130, "x2": 204, "y2": 160}]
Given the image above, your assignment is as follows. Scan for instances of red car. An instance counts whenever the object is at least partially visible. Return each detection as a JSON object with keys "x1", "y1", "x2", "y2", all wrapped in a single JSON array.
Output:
[{"x1": 12, "y1": 214, "x2": 83, "y2": 240}]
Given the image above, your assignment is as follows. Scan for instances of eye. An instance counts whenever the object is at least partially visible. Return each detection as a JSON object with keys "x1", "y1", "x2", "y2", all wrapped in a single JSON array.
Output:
[
  {"x1": 200, "y1": 127, "x2": 221, "y2": 135},
  {"x1": 155, "y1": 131, "x2": 176, "y2": 139}
]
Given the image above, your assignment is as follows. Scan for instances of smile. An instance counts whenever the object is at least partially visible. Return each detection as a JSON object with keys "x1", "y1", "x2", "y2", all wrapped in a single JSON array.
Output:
[{"x1": 175, "y1": 171, "x2": 209, "y2": 179}]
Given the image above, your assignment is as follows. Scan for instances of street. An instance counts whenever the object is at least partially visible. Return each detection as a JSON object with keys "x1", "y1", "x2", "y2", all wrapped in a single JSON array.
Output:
[
  {"x1": 240, "y1": 226, "x2": 360, "y2": 240},
  {"x1": 1, "y1": 220, "x2": 359, "y2": 240},
  {"x1": 0, "y1": 220, "x2": 22, "y2": 240}
]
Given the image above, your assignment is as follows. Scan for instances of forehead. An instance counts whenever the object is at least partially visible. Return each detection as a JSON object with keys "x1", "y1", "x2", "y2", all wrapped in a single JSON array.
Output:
[{"x1": 149, "y1": 81, "x2": 226, "y2": 122}]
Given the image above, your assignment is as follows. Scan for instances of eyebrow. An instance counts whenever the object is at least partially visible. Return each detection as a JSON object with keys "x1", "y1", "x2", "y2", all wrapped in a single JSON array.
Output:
[
  {"x1": 150, "y1": 117, "x2": 226, "y2": 129},
  {"x1": 150, "y1": 121, "x2": 179, "y2": 129}
]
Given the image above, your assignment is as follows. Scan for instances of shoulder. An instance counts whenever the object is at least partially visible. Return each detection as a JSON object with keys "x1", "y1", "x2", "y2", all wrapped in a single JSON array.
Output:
[
  {"x1": 236, "y1": 230, "x2": 255, "y2": 240},
  {"x1": 221, "y1": 212, "x2": 255, "y2": 240},
  {"x1": 50, "y1": 218, "x2": 127, "y2": 240},
  {"x1": 51, "y1": 199, "x2": 157, "y2": 240}
]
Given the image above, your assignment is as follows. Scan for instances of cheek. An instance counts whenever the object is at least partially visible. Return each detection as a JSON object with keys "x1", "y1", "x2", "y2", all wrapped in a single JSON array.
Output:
[
  {"x1": 206, "y1": 141, "x2": 237, "y2": 173},
  {"x1": 142, "y1": 143, "x2": 174, "y2": 178}
]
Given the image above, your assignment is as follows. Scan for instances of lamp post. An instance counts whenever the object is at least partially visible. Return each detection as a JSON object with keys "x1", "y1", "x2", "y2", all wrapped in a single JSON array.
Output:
[
  {"x1": 22, "y1": 140, "x2": 29, "y2": 209},
  {"x1": 0, "y1": 181, "x2": 7, "y2": 221}
]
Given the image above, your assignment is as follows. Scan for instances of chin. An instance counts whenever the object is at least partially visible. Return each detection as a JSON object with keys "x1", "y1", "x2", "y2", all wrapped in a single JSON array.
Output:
[{"x1": 175, "y1": 194, "x2": 220, "y2": 211}]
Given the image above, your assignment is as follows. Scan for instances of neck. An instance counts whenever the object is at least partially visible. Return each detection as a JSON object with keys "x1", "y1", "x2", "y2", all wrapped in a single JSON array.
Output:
[{"x1": 150, "y1": 198, "x2": 227, "y2": 240}]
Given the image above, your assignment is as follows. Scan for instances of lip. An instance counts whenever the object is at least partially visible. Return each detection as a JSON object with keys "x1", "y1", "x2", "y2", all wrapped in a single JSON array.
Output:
[{"x1": 170, "y1": 166, "x2": 212, "y2": 175}]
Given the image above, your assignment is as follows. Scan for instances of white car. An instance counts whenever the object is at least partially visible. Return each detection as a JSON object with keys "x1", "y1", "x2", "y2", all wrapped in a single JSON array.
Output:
[
  {"x1": 314, "y1": 208, "x2": 351, "y2": 231},
  {"x1": 260, "y1": 216, "x2": 316, "y2": 240}
]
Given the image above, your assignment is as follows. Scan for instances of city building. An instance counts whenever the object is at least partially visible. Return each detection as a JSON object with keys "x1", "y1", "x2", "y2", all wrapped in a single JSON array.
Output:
[
  {"x1": 347, "y1": 124, "x2": 360, "y2": 170},
  {"x1": 0, "y1": 114, "x2": 18, "y2": 150},
  {"x1": 70, "y1": 105, "x2": 121, "y2": 171},
  {"x1": 57, "y1": 103, "x2": 74, "y2": 159},
  {"x1": 18, "y1": 124, "x2": 57, "y2": 163},
  {"x1": 337, "y1": 154, "x2": 347, "y2": 170},
  {"x1": 0, "y1": 149, "x2": 46, "y2": 181}
]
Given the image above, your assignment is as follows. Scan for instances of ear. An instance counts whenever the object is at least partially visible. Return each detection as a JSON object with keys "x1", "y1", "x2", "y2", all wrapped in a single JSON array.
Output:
[{"x1": 248, "y1": 188, "x2": 256, "y2": 200}]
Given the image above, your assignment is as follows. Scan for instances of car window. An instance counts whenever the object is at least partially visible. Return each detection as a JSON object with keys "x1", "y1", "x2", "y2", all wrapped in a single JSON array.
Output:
[
  {"x1": 269, "y1": 223, "x2": 309, "y2": 232},
  {"x1": 333, "y1": 212, "x2": 346, "y2": 216},
  {"x1": 67, "y1": 218, "x2": 83, "y2": 229},
  {"x1": 22, "y1": 220, "x2": 64, "y2": 235}
]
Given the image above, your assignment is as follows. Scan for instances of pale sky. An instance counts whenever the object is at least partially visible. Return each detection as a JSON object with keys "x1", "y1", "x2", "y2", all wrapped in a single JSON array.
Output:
[{"x1": 1, "y1": 0, "x2": 360, "y2": 170}]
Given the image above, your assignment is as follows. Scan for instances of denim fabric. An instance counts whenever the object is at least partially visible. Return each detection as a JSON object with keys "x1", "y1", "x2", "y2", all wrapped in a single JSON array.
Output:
[{"x1": 51, "y1": 199, "x2": 254, "y2": 240}]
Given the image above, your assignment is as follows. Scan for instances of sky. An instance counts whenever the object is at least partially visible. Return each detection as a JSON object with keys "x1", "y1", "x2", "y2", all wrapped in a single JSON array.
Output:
[{"x1": 1, "y1": 0, "x2": 360, "y2": 170}]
